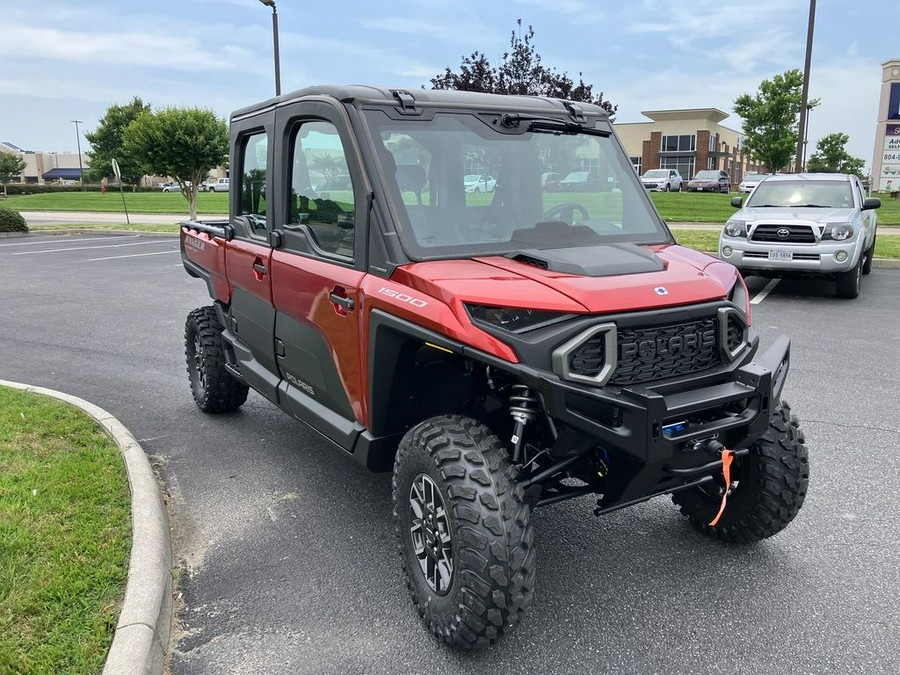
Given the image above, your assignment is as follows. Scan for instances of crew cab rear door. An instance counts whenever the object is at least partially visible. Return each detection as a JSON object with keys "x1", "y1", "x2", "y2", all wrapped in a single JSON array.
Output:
[
  {"x1": 223, "y1": 111, "x2": 278, "y2": 402},
  {"x1": 269, "y1": 99, "x2": 368, "y2": 450}
]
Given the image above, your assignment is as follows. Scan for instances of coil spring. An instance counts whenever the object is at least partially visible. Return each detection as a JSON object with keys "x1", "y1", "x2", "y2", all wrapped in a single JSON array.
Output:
[{"x1": 509, "y1": 384, "x2": 539, "y2": 423}]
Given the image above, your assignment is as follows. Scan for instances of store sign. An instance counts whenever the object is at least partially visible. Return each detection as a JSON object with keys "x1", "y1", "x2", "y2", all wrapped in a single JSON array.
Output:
[
  {"x1": 880, "y1": 164, "x2": 900, "y2": 191},
  {"x1": 886, "y1": 125, "x2": 900, "y2": 138},
  {"x1": 887, "y1": 136, "x2": 900, "y2": 150},
  {"x1": 890, "y1": 83, "x2": 900, "y2": 121}
]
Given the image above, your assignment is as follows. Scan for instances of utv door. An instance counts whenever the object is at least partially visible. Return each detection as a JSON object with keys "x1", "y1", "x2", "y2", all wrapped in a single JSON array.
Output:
[
  {"x1": 223, "y1": 114, "x2": 279, "y2": 402},
  {"x1": 269, "y1": 101, "x2": 368, "y2": 450}
]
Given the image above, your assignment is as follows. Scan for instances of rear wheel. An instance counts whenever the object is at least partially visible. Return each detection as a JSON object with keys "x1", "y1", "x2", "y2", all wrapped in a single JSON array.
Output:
[
  {"x1": 392, "y1": 415, "x2": 535, "y2": 650},
  {"x1": 672, "y1": 401, "x2": 809, "y2": 543},
  {"x1": 185, "y1": 306, "x2": 248, "y2": 412}
]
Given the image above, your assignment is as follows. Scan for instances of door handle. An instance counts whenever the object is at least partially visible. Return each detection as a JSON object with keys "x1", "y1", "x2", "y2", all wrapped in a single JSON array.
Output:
[
  {"x1": 253, "y1": 262, "x2": 267, "y2": 275},
  {"x1": 329, "y1": 293, "x2": 355, "y2": 312}
]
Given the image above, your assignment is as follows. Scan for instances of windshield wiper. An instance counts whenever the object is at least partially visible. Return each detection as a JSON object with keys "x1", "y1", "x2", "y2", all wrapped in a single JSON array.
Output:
[{"x1": 499, "y1": 113, "x2": 610, "y2": 137}]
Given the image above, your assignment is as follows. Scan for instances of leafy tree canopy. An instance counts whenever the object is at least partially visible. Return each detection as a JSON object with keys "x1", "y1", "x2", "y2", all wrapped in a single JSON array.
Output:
[
  {"x1": 805, "y1": 132, "x2": 865, "y2": 177},
  {"x1": 430, "y1": 20, "x2": 616, "y2": 116},
  {"x1": 124, "y1": 107, "x2": 228, "y2": 220},
  {"x1": 0, "y1": 153, "x2": 27, "y2": 195},
  {"x1": 733, "y1": 69, "x2": 818, "y2": 173},
  {"x1": 84, "y1": 97, "x2": 151, "y2": 187}
]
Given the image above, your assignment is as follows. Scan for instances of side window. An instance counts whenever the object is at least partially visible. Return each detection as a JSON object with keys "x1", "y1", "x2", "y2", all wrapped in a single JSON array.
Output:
[
  {"x1": 239, "y1": 132, "x2": 268, "y2": 236},
  {"x1": 287, "y1": 120, "x2": 355, "y2": 258}
]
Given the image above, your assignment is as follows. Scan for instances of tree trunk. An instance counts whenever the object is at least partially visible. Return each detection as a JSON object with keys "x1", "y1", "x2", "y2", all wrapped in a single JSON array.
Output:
[{"x1": 188, "y1": 186, "x2": 197, "y2": 221}]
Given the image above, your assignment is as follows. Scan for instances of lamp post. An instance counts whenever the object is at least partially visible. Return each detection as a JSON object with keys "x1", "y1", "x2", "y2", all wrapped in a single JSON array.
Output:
[
  {"x1": 795, "y1": 0, "x2": 816, "y2": 173},
  {"x1": 258, "y1": 0, "x2": 281, "y2": 96},
  {"x1": 802, "y1": 104, "x2": 812, "y2": 171},
  {"x1": 71, "y1": 120, "x2": 86, "y2": 191}
]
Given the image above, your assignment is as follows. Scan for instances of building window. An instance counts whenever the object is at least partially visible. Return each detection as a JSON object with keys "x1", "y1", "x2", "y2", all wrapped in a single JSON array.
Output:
[
  {"x1": 661, "y1": 134, "x2": 695, "y2": 152},
  {"x1": 707, "y1": 156, "x2": 717, "y2": 170},
  {"x1": 631, "y1": 156, "x2": 642, "y2": 174},
  {"x1": 661, "y1": 155, "x2": 694, "y2": 179}
]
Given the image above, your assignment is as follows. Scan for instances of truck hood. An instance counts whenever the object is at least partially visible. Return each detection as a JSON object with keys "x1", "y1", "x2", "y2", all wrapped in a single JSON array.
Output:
[
  {"x1": 740, "y1": 206, "x2": 856, "y2": 224},
  {"x1": 393, "y1": 244, "x2": 734, "y2": 316}
]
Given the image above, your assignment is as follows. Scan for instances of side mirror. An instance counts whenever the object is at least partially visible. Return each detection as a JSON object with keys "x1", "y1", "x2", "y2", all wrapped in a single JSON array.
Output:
[
  {"x1": 730, "y1": 196, "x2": 744, "y2": 208},
  {"x1": 862, "y1": 197, "x2": 882, "y2": 211}
]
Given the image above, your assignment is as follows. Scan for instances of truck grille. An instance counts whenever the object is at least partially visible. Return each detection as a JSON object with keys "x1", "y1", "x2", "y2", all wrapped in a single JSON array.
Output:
[
  {"x1": 568, "y1": 318, "x2": 722, "y2": 386},
  {"x1": 750, "y1": 224, "x2": 816, "y2": 243}
]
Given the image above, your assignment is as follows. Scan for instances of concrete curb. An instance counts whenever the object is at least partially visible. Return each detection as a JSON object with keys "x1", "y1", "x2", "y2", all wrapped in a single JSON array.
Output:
[{"x1": 0, "y1": 380, "x2": 172, "y2": 675}]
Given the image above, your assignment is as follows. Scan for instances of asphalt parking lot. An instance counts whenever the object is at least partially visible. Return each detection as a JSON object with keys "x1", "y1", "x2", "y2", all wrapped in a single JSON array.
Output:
[{"x1": 1, "y1": 233, "x2": 898, "y2": 675}]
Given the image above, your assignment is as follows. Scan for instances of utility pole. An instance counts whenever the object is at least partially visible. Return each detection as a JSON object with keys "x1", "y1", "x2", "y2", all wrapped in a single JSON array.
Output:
[
  {"x1": 795, "y1": 0, "x2": 816, "y2": 173},
  {"x1": 72, "y1": 120, "x2": 86, "y2": 191},
  {"x1": 258, "y1": 0, "x2": 282, "y2": 96}
]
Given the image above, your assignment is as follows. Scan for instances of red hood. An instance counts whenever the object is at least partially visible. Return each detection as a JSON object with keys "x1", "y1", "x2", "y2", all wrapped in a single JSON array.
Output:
[{"x1": 391, "y1": 245, "x2": 736, "y2": 316}]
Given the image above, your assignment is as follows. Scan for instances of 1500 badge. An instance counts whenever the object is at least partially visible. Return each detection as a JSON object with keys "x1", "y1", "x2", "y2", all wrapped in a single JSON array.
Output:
[{"x1": 378, "y1": 287, "x2": 428, "y2": 307}]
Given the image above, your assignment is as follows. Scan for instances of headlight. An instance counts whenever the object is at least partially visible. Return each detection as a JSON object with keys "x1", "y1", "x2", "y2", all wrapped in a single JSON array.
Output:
[
  {"x1": 467, "y1": 305, "x2": 571, "y2": 333},
  {"x1": 723, "y1": 220, "x2": 747, "y2": 237},
  {"x1": 823, "y1": 223, "x2": 854, "y2": 241}
]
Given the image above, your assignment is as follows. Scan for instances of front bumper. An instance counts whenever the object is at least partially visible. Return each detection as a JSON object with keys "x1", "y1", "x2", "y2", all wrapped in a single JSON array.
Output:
[{"x1": 720, "y1": 236, "x2": 863, "y2": 274}]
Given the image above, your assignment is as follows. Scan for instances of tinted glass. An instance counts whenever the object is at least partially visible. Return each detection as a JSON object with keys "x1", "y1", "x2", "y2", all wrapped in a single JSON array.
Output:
[
  {"x1": 746, "y1": 180, "x2": 855, "y2": 208},
  {"x1": 287, "y1": 120, "x2": 355, "y2": 258},
  {"x1": 239, "y1": 132, "x2": 268, "y2": 235}
]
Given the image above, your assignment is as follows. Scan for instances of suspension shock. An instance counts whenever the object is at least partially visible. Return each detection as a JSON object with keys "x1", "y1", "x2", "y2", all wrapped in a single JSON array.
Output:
[{"x1": 508, "y1": 384, "x2": 539, "y2": 464}]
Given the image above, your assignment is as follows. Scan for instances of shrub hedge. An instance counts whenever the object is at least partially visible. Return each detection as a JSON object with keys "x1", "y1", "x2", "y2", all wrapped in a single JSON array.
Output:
[
  {"x1": 0, "y1": 205, "x2": 28, "y2": 232},
  {"x1": 2, "y1": 184, "x2": 156, "y2": 195}
]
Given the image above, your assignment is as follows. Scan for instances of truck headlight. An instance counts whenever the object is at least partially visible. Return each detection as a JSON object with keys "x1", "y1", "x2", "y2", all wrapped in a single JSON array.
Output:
[
  {"x1": 723, "y1": 220, "x2": 746, "y2": 238},
  {"x1": 467, "y1": 305, "x2": 572, "y2": 333},
  {"x1": 824, "y1": 223, "x2": 854, "y2": 241}
]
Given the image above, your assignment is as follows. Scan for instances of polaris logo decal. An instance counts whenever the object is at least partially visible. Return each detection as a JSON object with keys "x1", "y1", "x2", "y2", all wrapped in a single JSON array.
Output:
[
  {"x1": 378, "y1": 287, "x2": 428, "y2": 307},
  {"x1": 620, "y1": 329, "x2": 716, "y2": 360},
  {"x1": 654, "y1": 287, "x2": 668, "y2": 296}
]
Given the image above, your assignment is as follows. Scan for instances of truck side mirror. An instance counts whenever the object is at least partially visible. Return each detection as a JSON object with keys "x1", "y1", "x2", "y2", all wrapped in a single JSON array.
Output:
[
  {"x1": 730, "y1": 196, "x2": 743, "y2": 208},
  {"x1": 862, "y1": 197, "x2": 882, "y2": 211}
]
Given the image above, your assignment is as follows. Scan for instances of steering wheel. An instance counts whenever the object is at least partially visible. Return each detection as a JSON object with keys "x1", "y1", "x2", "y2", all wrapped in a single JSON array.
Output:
[{"x1": 541, "y1": 202, "x2": 589, "y2": 224}]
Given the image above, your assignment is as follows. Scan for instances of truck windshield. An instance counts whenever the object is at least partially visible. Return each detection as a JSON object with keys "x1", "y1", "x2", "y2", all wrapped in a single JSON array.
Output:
[
  {"x1": 363, "y1": 109, "x2": 669, "y2": 258},
  {"x1": 745, "y1": 180, "x2": 855, "y2": 208}
]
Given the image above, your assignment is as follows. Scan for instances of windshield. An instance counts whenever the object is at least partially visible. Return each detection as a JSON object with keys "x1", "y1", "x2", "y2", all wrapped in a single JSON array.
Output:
[
  {"x1": 643, "y1": 170, "x2": 667, "y2": 178},
  {"x1": 745, "y1": 180, "x2": 855, "y2": 208},
  {"x1": 694, "y1": 171, "x2": 720, "y2": 179},
  {"x1": 364, "y1": 109, "x2": 669, "y2": 258}
]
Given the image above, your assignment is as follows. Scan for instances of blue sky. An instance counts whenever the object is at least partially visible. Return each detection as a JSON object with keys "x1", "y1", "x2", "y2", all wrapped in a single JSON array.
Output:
[{"x1": 0, "y1": 0, "x2": 892, "y2": 168}]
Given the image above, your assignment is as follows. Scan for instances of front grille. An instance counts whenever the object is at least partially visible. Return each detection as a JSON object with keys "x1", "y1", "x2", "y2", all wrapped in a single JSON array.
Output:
[
  {"x1": 726, "y1": 315, "x2": 743, "y2": 353},
  {"x1": 568, "y1": 318, "x2": 722, "y2": 386},
  {"x1": 750, "y1": 224, "x2": 816, "y2": 243}
]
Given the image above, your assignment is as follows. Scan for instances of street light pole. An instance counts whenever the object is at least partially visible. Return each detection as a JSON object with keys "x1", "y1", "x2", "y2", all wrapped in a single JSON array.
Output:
[
  {"x1": 802, "y1": 104, "x2": 812, "y2": 171},
  {"x1": 72, "y1": 120, "x2": 86, "y2": 191},
  {"x1": 795, "y1": 0, "x2": 816, "y2": 173},
  {"x1": 258, "y1": 0, "x2": 281, "y2": 96}
]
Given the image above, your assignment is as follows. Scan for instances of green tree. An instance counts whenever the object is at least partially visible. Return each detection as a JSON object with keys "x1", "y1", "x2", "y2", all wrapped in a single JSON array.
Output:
[
  {"x1": 0, "y1": 153, "x2": 27, "y2": 197},
  {"x1": 84, "y1": 97, "x2": 151, "y2": 189},
  {"x1": 124, "y1": 107, "x2": 228, "y2": 220},
  {"x1": 733, "y1": 69, "x2": 817, "y2": 173},
  {"x1": 431, "y1": 20, "x2": 617, "y2": 116},
  {"x1": 806, "y1": 132, "x2": 865, "y2": 176}
]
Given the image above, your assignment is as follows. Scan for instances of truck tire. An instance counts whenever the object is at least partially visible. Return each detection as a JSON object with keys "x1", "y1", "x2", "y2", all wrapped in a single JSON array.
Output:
[
  {"x1": 184, "y1": 306, "x2": 249, "y2": 413},
  {"x1": 672, "y1": 401, "x2": 809, "y2": 543},
  {"x1": 835, "y1": 257, "x2": 862, "y2": 299},
  {"x1": 392, "y1": 415, "x2": 535, "y2": 650},
  {"x1": 862, "y1": 237, "x2": 875, "y2": 275}
]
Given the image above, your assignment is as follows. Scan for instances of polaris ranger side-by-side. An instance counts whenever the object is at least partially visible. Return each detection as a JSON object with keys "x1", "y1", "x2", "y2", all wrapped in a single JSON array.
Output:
[{"x1": 181, "y1": 86, "x2": 809, "y2": 649}]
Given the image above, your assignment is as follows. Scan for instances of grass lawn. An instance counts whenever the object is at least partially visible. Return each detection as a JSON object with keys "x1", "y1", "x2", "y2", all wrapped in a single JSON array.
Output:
[
  {"x1": 0, "y1": 387, "x2": 130, "y2": 675},
  {"x1": 1, "y1": 191, "x2": 229, "y2": 214}
]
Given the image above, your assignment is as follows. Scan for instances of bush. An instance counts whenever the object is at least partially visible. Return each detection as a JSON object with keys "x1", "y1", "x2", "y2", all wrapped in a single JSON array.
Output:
[
  {"x1": 1, "y1": 183, "x2": 156, "y2": 195},
  {"x1": 0, "y1": 205, "x2": 28, "y2": 233}
]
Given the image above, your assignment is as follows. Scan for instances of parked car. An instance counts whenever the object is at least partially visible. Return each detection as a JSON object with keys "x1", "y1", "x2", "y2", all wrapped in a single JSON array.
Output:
[
  {"x1": 557, "y1": 170, "x2": 601, "y2": 191},
  {"x1": 640, "y1": 168, "x2": 683, "y2": 192},
  {"x1": 203, "y1": 177, "x2": 230, "y2": 193},
  {"x1": 160, "y1": 182, "x2": 188, "y2": 193},
  {"x1": 719, "y1": 173, "x2": 881, "y2": 298},
  {"x1": 541, "y1": 172, "x2": 563, "y2": 191},
  {"x1": 687, "y1": 170, "x2": 730, "y2": 193},
  {"x1": 463, "y1": 174, "x2": 496, "y2": 193},
  {"x1": 738, "y1": 173, "x2": 768, "y2": 193}
]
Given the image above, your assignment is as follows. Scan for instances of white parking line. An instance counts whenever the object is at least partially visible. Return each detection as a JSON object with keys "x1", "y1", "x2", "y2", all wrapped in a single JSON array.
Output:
[
  {"x1": 750, "y1": 279, "x2": 780, "y2": 305},
  {"x1": 12, "y1": 240, "x2": 171, "y2": 255},
  {"x1": 89, "y1": 250, "x2": 179, "y2": 261},
  {"x1": 0, "y1": 235, "x2": 138, "y2": 248}
]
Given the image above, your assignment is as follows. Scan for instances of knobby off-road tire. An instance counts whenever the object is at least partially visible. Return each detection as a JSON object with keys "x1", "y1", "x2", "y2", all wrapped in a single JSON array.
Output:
[
  {"x1": 672, "y1": 401, "x2": 809, "y2": 543},
  {"x1": 392, "y1": 415, "x2": 535, "y2": 650},
  {"x1": 184, "y1": 306, "x2": 249, "y2": 413}
]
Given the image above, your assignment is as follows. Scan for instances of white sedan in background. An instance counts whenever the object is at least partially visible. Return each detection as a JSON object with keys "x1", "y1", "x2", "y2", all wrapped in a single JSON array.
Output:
[{"x1": 464, "y1": 174, "x2": 496, "y2": 193}]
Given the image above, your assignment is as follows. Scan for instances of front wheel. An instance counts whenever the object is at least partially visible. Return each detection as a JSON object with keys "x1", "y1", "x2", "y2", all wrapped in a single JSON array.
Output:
[
  {"x1": 185, "y1": 306, "x2": 249, "y2": 412},
  {"x1": 835, "y1": 257, "x2": 862, "y2": 298},
  {"x1": 392, "y1": 415, "x2": 535, "y2": 650},
  {"x1": 672, "y1": 401, "x2": 809, "y2": 543}
]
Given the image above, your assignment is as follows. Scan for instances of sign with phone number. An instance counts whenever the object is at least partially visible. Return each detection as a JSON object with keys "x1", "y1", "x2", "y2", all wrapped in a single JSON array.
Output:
[{"x1": 884, "y1": 152, "x2": 900, "y2": 162}]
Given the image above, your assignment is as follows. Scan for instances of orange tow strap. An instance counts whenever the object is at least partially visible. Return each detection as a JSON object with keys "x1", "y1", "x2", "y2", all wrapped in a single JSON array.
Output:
[{"x1": 709, "y1": 449, "x2": 735, "y2": 527}]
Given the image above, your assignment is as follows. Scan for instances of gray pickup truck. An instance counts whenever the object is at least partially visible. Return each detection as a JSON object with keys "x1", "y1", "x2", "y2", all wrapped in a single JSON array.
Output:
[{"x1": 719, "y1": 173, "x2": 881, "y2": 298}]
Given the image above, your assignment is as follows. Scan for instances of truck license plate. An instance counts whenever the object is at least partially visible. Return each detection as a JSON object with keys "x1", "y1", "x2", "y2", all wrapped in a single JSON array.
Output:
[{"x1": 768, "y1": 250, "x2": 793, "y2": 261}]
